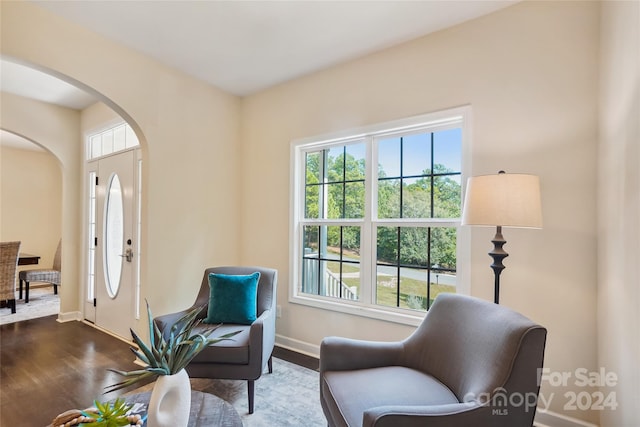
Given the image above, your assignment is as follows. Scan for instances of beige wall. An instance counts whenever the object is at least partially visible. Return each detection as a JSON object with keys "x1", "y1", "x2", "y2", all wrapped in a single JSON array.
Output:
[
  {"x1": 0, "y1": 145, "x2": 62, "y2": 273},
  {"x1": 0, "y1": 93, "x2": 82, "y2": 312},
  {"x1": 0, "y1": 0, "x2": 617, "y2": 424},
  {"x1": 241, "y1": 1, "x2": 599, "y2": 423},
  {"x1": 1, "y1": 1, "x2": 242, "y2": 322},
  {"x1": 81, "y1": 102, "x2": 122, "y2": 136},
  {"x1": 598, "y1": 1, "x2": 640, "y2": 426}
]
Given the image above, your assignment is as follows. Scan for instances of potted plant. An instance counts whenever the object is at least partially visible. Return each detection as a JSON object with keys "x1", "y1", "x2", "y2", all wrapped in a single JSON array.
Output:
[
  {"x1": 106, "y1": 301, "x2": 239, "y2": 427},
  {"x1": 84, "y1": 398, "x2": 143, "y2": 426},
  {"x1": 50, "y1": 398, "x2": 143, "y2": 427}
]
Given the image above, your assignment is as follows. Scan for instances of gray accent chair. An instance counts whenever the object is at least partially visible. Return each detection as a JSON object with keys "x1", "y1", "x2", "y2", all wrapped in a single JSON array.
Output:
[
  {"x1": 320, "y1": 293, "x2": 547, "y2": 427},
  {"x1": 1, "y1": 241, "x2": 21, "y2": 314},
  {"x1": 154, "y1": 266, "x2": 277, "y2": 415},
  {"x1": 18, "y1": 239, "x2": 61, "y2": 303}
]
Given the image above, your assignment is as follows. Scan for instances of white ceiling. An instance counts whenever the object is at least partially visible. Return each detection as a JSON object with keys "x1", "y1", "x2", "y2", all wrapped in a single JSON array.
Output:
[
  {"x1": 1, "y1": 60, "x2": 97, "y2": 110},
  {"x1": 1, "y1": 0, "x2": 518, "y2": 153},
  {"x1": 28, "y1": 0, "x2": 518, "y2": 96}
]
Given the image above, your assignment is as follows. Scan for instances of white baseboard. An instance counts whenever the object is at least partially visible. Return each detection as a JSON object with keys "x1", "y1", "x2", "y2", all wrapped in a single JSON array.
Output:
[
  {"x1": 81, "y1": 320, "x2": 135, "y2": 346},
  {"x1": 275, "y1": 334, "x2": 320, "y2": 358},
  {"x1": 535, "y1": 410, "x2": 598, "y2": 427},
  {"x1": 57, "y1": 310, "x2": 82, "y2": 323}
]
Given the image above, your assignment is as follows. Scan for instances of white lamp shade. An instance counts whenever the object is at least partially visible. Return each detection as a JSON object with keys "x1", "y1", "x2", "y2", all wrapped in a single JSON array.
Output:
[{"x1": 461, "y1": 173, "x2": 543, "y2": 228}]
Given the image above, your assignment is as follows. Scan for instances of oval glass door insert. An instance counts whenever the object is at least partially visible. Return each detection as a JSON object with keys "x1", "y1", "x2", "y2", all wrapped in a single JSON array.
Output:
[{"x1": 104, "y1": 173, "x2": 124, "y2": 298}]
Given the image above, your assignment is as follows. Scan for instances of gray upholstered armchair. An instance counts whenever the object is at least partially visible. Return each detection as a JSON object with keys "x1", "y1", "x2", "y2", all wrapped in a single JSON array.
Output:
[
  {"x1": 154, "y1": 266, "x2": 277, "y2": 414},
  {"x1": 320, "y1": 293, "x2": 547, "y2": 427}
]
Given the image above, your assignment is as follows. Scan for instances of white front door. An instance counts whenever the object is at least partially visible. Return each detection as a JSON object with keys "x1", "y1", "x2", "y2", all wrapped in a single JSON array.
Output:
[{"x1": 89, "y1": 150, "x2": 138, "y2": 340}]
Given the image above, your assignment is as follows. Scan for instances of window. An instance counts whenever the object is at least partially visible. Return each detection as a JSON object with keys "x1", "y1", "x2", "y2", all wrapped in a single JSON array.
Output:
[
  {"x1": 87, "y1": 122, "x2": 139, "y2": 160},
  {"x1": 104, "y1": 173, "x2": 124, "y2": 297},
  {"x1": 291, "y1": 107, "x2": 470, "y2": 324},
  {"x1": 87, "y1": 170, "x2": 97, "y2": 303}
]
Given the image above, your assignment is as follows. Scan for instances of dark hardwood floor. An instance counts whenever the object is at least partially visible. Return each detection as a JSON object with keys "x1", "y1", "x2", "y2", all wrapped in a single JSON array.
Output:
[
  {"x1": 273, "y1": 345, "x2": 319, "y2": 372},
  {"x1": 1, "y1": 316, "x2": 136, "y2": 426},
  {"x1": 0, "y1": 315, "x2": 318, "y2": 427}
]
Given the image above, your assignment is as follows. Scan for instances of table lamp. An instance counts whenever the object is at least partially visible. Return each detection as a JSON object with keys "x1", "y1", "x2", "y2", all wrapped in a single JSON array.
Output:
[{"x1": 461, "y1": 171, "x2": 542, "y2": 303}]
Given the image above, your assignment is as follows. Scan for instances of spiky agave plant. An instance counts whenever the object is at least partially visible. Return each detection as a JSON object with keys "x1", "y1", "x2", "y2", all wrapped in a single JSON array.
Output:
[{"x1": 105, "y1": 301, "x2": 239, "y2": 393}]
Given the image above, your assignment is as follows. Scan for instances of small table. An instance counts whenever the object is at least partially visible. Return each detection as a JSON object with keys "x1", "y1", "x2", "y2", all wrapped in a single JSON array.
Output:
[
  {"x1": 123, "y1": 390, "x2": 242, "y2": 427},
  {"x1": 18, "y1": 253, "x2": 40, "y2": 266}
]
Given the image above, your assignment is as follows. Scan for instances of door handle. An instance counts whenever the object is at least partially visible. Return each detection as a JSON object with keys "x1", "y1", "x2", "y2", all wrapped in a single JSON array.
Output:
[{"x1": 119, "y1": 248, "x2": 134, "y2": 262}]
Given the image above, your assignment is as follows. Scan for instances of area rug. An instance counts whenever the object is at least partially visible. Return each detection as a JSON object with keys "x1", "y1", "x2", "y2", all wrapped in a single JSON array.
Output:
[
  {"x1": 129, "y1": 357, "x2": 326, "y2": 427},
  {"x1": 0, "y1": 286, "x2": 59, "y2": 325}
]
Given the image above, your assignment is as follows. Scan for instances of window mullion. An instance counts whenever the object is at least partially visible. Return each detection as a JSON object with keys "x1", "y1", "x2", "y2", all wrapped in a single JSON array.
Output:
[
  {"x1": 321, "y1": 149, "x2": 328, "y2": 220},
  {"x1": 396, "y1": 226, "x2": 401, "y2": 308},
  {"x1": 360, "y1": 136, "x2": 375, "y2": 306},
  {"x1": 399, "y1": 136, "x2": 404, "y2": 219},
  {"x1": 427, "y1": 227, "x2": 432, "y2": 309},
  {"x1": 430, "y1": 132, "x2": 435, "y2": 218}
]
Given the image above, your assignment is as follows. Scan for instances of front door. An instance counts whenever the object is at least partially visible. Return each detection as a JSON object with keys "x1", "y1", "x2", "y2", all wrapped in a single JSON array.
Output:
[{"x1": 88, "y1": 149, "x2": 138, "y2": 340}]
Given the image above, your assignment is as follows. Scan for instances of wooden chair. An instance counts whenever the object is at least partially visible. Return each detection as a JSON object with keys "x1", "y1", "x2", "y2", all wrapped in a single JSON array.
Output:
[
  {"x1": 19, "y1": 240, "x2": 61, "y2": 303},
  {"x1": 1, "y1": 241, "x2": 22, "y2": 314}
]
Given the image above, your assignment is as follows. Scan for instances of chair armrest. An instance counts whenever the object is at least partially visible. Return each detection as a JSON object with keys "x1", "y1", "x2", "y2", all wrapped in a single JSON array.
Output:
[
  {"x1": 364, "y1": 402, "x2": 487, "y2": 427},
  {"x1": 246, "y1": 308, "x2": 276, "y2": 376},
  {"x1": 320, "y1": 336, "x2": 404, "y2": 372},
  {"x1": 249, "y1": 306, "x2": 273, "y2": 332},
  {"x1": 255, "y1": 308, "x2": 275, "y2": 348},
  {"x1": 248, "y1": 308, "x2": 268, "y2": 344}
]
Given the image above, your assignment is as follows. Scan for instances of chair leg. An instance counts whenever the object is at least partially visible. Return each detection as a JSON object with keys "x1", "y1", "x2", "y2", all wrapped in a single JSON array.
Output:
[
  {"x1": 9, "y1": 299, "x2": 16, "y2": 314},
  {"x1": 53, "y1": 284, "x2": 58, "y2": 295},
  {"x1": 268, "y1": 355, "x2": 273, "y2": 374},
  {"x1": 19, "y1": 279, "x2": 23, "y2": 300},
  {"x1": 24, "y1": 281, "x2": 30, "y2": 304},
  {"x1": 248, "y1": 380, "x2": 255, "y2": 414}
]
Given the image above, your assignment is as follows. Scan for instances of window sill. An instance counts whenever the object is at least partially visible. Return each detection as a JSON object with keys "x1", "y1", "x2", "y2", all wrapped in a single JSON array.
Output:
[{"x1": 289, "y1": 294, "x2": 425, "y2": 327}]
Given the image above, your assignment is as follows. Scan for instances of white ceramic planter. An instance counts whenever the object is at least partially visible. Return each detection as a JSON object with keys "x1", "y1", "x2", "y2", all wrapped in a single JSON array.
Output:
[{"x1": 147, "y1": 369, "x2": 191, "y2": 427}]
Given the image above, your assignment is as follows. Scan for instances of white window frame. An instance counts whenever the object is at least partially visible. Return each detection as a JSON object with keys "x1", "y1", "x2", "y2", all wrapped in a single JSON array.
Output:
[
  {"x1": 289, "y1": 106, "x2": 472, "y2": 326},
  {"x1": 86, "y1": 121, "x2": 139, "y2": 160}
]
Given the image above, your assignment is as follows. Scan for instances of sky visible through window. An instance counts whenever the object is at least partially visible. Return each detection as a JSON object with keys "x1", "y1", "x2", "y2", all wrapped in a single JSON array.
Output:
[
  {"x1": 378, "y1": 128, "x2": 461, "y2": 178},
  {"x1": 329, "y1": 128, "x2": 461, "y2": 185}
]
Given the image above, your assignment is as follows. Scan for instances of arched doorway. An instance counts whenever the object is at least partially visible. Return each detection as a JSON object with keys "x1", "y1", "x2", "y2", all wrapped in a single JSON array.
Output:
[
  {"x1": 0, "y1": 130, "x2": 62, "y2": 323},
  {"x1": 1, "y1": 58, "x2": 146, "y2": 339}
]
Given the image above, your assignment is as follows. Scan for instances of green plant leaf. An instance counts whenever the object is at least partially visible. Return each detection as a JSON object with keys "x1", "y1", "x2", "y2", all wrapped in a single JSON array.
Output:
[
  {"x1": 107, "y1": 368, "x2": 148, "y2": 377},
  {"x1": 129, "y1": 346, "x2": 150, "y2": 366},
  {"x1": 104, "y1": 370, "x2": 156, "y2": 393},
  {"x1": 145, "y1": 300, "x2": 155, "y2": 349},
  {"x1": 85, "y1": 398, "x2": 132, "y2": 426},
  {"x1": 130, "y1": 328, "x2": 157, "y2": 367},
  {"x1": 106, "y1": 303, "x2": 241, "y2": 393}
]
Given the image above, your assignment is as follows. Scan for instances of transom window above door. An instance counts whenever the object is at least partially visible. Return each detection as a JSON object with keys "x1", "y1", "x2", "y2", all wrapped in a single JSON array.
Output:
[{"x1": 87, "y1": 122, "x2": 139, "y2": 160}]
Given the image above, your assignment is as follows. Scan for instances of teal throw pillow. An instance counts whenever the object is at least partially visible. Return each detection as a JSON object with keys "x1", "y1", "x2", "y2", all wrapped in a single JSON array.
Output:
[{"x1": 205, "y1": 271, "x2": 260, "y2": 325}]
